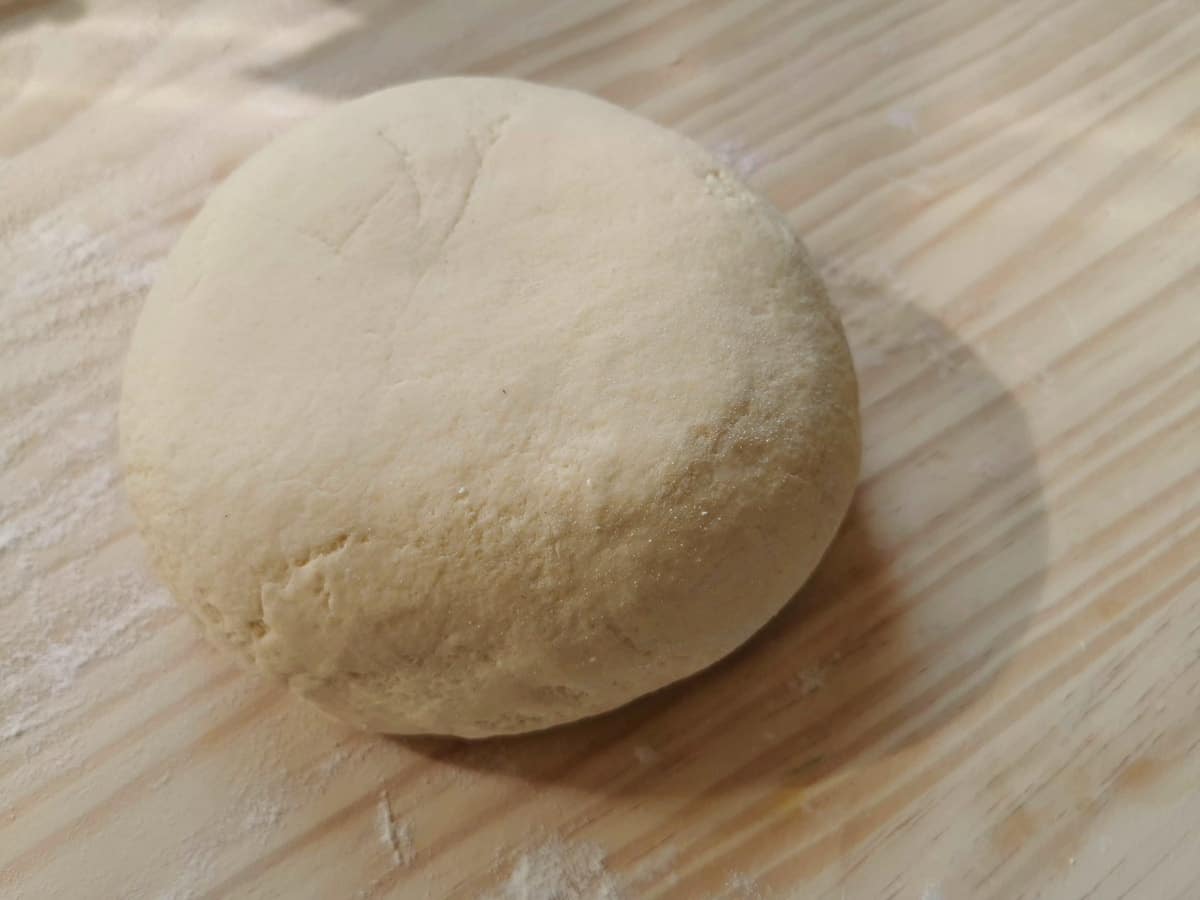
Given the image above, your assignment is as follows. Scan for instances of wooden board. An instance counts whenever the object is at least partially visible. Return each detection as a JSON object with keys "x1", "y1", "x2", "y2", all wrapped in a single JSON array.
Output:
[{"x1": 2, "y1": 0, "x2": 1198, "y2": 897}]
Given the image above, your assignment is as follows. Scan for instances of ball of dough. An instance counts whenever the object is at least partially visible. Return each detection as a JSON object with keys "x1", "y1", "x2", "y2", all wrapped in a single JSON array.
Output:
[{"x1": 120, "y1": 77, "x2": 860, "y2": 738}]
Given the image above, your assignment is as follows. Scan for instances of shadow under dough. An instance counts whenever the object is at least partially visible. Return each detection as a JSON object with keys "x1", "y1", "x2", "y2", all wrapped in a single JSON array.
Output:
[{"x1": 401, "y1": 263, "x2": 1050, "y2": 800}]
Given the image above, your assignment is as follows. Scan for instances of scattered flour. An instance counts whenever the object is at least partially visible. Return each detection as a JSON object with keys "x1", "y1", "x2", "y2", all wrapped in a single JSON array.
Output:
[
  {"x1": 492, "y1": 838, "x2": 622, "y2": 900},
  {"x1": 150, "y1": 725, "x2": 383, "y2": 900},
  {"x1": 2, "y1": 212, "x2": 158, "y2": 341},
  {"x1": 0, "y1": 563, "x2": 173, "y2": 743},
  {"x1": 886, "y1": 107, "x2": 920, "y2": 134},
  {"x1": 1, "y1": 210, "x2": 165, "y2": 743},
  {"x1": 0, "y1": 308, "x2": 173, "y2": 748},
  {"x1": 725, "y1": 870, "x2": 765, "y2": 898},
  {"x1": 377, "y1": 790, "x2": 416, "y2": 867},
  {"x1": 0, "y1": 213, "x2": 175, "y2": 751},
  {"x1": 791, "y1": 668, "x2": 825, "y2": 696},
  {"x1": 709, "y1": 138, "x2": 767, "y2": 179}
]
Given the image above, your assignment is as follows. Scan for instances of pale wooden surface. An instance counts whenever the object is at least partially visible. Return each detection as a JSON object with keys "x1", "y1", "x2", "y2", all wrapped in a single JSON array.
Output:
[{"x1": 1, "y1": 0, "x2": 1198, "y2": 897}]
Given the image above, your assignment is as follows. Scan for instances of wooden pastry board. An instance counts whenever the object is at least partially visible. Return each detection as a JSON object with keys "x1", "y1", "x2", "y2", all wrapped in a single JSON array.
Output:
[{"x1": 2, "y1": 0, "x2": 1198, "y2": 897}]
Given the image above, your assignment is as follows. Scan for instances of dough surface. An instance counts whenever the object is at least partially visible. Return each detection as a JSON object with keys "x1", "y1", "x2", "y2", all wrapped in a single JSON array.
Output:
[{"x1": 120, "y1": 77, "x2": 860, "y2": 737}]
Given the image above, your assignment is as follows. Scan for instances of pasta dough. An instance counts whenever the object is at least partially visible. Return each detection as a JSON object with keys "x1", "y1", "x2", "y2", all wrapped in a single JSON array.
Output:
[{"x1": 119, "y1": 78, "x2": 860, "y2": 737}]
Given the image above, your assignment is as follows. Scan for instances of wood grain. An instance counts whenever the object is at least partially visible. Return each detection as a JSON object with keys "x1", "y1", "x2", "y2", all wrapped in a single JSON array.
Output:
[{"x1": 1, "y1": 0, "x2": 1198, "y2": 897}]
